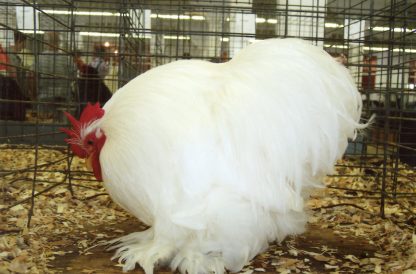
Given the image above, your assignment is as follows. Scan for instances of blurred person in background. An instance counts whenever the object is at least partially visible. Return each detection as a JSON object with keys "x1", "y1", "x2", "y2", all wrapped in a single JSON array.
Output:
[
  {"x1": 32, "y1": 31, "x2": 74, "y2": 120},
  {"x1": 89, "y1": 44, "x2": 109, "y2": 80},
  {"x1": 74, "y1": 50, "x2": 88, "y2": 76},
  {"x1": 74, "y1": 50, "x2": 112, "y2": 112},
  {"x1": 104, "y1": 52, "x2": 119, "y2": 93},
  {"x1": 0, "y1": 31, "x2": 29, "y2": 121},
  {"x1": 7, "y1": 31, "x2": 34, "y2": 99},
  {"x1": 0, "y1": 44, "x2": 9, "y2": 75}
]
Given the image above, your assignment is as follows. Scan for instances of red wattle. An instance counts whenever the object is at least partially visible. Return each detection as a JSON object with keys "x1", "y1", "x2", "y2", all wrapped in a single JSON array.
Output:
[{"x1": 92, "y1": 152, "x2": 103, "y2": 181}]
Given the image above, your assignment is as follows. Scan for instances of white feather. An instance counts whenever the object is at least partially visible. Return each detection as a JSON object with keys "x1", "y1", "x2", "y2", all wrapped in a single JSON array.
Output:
[{"x1": 90, "y1": 38, "x2": 365, "y2": 273}]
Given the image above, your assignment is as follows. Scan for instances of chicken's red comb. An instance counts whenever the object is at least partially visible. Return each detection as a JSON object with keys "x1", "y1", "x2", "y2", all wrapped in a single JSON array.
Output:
[
  {"x1": 79, "y1": 102, "x2": 105, "y2": 125},
  {"x1": 60, "y1": 103, "x2": 105, "y2": 158}
]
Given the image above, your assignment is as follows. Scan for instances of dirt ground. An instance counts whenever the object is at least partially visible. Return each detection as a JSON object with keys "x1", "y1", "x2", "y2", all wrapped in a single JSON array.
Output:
[{"x1": 1, "y1": 145, "x2": 415, "y2": 273}]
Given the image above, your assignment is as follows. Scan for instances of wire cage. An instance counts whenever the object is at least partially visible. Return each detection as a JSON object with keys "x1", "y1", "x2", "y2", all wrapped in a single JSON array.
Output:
[{"x1": 0, "y1": 0, "x2": 415, "y2": 272}]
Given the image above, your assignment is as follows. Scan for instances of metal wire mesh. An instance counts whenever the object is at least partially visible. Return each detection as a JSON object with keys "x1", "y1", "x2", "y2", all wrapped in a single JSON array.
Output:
[{"x1": 0, "y1": 0, "x2": 415, "y2": 228}]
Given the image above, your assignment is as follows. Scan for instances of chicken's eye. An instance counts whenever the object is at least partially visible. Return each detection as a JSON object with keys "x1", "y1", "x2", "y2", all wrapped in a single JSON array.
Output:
[{"x1": 87, "y1": 140, "x2": 94, "y2": 145}]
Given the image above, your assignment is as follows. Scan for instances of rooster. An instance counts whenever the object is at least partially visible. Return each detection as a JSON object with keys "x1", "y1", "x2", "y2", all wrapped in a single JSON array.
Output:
[{"x1": 62, "y1": 38, "x2": 366, "y2": 274}]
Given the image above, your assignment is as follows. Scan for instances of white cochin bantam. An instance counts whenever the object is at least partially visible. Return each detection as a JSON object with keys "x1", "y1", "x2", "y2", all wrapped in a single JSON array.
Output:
[{"x1": 62, "y1": 38, "x2": 367, "y2": 274}]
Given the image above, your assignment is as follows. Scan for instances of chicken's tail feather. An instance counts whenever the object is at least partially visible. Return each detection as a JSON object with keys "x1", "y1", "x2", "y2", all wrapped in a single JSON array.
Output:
[{"x1": 353, "y1": 113, "x2": 376, "y2": 141}]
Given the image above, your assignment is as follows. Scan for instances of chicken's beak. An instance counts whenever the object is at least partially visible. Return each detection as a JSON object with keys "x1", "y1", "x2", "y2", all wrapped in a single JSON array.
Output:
[{"x1": 85, "y1": 154, "x2": 93, "y2": 172}]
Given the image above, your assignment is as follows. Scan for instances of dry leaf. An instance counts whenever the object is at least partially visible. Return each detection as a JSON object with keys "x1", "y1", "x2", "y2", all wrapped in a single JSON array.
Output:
[
  {"x1": 10, "y1": 205, "x2": 25, "y2": 212},
  {"x1": 352, "y1": 214, "x2": 361, "y2": 223},
  {"x1": 313, "y1": 254, "x2": 332, "y2": 262},
  {"x1": 81, "y1": 269, "x2": 95, "y2": 273},
  {"x1": 8, "y1": 255, "x2": 29, "y2": 273},
  {"x1": 288, "y1": 249, "x2": 298, "y2": 256},
  {"x1": 324, "y1": 264, "x2": 339, "y2": 269},
  {"x1": 345, "y1": 255, "x2": 360, "y2": 264}
]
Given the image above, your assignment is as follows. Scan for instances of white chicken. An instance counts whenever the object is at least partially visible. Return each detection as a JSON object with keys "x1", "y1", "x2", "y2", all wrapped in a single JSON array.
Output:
[{"x1": 62, "y1": 38, "x2": 366, "y2": 273}]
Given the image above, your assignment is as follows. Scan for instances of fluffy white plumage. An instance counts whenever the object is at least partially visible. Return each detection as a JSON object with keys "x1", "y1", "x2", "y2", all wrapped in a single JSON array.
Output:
[{"x1": 89, "y1": 38, "x2": 365, "y2": 273}]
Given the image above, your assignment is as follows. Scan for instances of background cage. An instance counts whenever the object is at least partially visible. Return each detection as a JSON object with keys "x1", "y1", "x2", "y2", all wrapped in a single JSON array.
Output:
[{"x1": 0, "y1": 0, "x2": 415, "y2": 273}]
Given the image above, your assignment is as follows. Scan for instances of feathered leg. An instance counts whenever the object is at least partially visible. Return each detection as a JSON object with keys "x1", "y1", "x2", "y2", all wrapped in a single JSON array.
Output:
[
  {"x1": 170, "y1": 245, "x2": 225, "y2": 274},
  {"x1": 108, "y1": 225, "x2": 227, "y2": 274},
  {"x1": 107, "y1": 228, "x2": 175, "y2": 273}
]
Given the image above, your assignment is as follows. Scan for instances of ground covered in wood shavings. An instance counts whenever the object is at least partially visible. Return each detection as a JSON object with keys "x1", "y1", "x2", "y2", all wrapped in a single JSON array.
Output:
[{"x1": 0, "y1": 144, "x2": 415, "y2": 273}]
